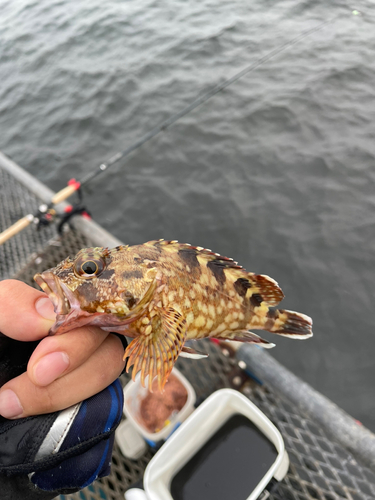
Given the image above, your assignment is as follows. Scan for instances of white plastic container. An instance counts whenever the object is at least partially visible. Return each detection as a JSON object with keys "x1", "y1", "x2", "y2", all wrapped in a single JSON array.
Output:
[
  {"x1": 123, "y1": 368, "x2": 196, "y2": 446},
  {"x1": 116, "y1": 419, "x2": 147, "y2": 460},
  {"x1": 124, "y1": 489, "x2": 148, "y2": 500},
  {"x1": 144, "y1": 388, "x2": 289, "y2": 500}
]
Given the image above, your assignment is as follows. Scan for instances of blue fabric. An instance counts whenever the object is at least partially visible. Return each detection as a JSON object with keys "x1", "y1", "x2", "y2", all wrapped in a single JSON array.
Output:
[
  {"x1": 31, "y1": 379, "x2": 123, "y2": 492},
  {"x1": 60, "y1": 379, "x2": 122, "y2": 452}
]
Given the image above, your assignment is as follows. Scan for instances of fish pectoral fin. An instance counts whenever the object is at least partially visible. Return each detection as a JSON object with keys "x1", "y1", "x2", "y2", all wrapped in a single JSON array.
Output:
[
  {"x1": 125, "y1": 276, "x2": 159, "y2": 321},
  {"x1": 214, "y1": 330, "x2": 275, "y2": 348},
  {"x1": 180, "y1": 345, "x2": 209, "y2": 359},
  {"x1": 124, "y1": 306, "x2": 187, "y2": 392}
]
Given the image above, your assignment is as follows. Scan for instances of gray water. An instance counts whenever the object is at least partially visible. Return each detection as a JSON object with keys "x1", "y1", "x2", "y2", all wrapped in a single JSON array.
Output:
[{"x1": 1, "y1": 0, "x2": 375, "y2": 431}]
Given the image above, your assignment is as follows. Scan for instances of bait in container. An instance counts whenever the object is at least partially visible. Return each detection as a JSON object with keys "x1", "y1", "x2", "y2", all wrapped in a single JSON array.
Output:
[{"x1": 122, "y1": 368, "x2": 196, "y2": 448}]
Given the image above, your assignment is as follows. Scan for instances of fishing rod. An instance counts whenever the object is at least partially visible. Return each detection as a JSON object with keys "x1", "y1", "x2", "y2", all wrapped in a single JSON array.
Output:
[{"x1": 0, "y1": 19, "x2": 331, "y2": 246}]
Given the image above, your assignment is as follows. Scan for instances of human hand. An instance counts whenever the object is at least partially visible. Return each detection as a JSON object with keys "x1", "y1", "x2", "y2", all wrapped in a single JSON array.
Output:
[{"x1": 0, "y1": 279, "x2": 126, "y2": 419}]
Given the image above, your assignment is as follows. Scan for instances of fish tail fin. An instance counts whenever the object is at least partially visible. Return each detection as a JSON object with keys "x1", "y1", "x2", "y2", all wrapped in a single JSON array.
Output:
[{"x1": 267, "y1": 309, "x2": 313, "y2": 339}]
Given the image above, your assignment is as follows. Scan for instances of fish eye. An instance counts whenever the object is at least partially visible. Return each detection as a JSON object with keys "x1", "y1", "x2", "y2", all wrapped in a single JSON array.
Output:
[
  {"x1": 81, "y1": 261, "x2": 98, "y2": 274},
  {"x1": 74, "y1": 258, "x2": 105, "y2": 278}
]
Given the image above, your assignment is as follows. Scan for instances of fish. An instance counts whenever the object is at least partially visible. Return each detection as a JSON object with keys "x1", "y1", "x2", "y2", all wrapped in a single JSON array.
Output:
[{"x1": 34, "y1": 239, "x2": 313, "y2": 391}]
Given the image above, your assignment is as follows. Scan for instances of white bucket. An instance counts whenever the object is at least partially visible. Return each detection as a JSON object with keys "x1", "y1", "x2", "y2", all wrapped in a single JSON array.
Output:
[{"x1": 143, "y1": 388, "x2": 289, "y2": 500}]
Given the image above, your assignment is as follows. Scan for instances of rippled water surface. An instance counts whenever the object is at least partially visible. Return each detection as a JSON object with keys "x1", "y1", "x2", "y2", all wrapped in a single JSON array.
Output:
[{"x1": 1, "y1": 0, "x2": 375, "y2": 430}]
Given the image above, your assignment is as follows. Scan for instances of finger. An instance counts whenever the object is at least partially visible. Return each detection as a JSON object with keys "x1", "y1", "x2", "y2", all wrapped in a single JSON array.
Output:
[
  {"x1": 0, "y1": 334, "x2": 125, "y2": 418},
  {"x1": 0, "y1": 280, "x2": 56, "y2": 341},
  {"x1": 27, "y1": 326, "x2": 110, "y2": 386}
]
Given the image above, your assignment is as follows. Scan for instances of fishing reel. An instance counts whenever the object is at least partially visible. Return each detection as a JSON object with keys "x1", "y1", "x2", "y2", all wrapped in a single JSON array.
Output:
[
  {"x1": 34, "y1": 179, "x2": 91, "y2": 235},
  {"x1": 56, "y1": 181, "x2": 91, "y2": 234},
  {"x1": 57, "y1": 204, "x2": 91, "y2": 234},
  {"x1": 34, "y1": 204, "x2": 57, "y2": 229}
]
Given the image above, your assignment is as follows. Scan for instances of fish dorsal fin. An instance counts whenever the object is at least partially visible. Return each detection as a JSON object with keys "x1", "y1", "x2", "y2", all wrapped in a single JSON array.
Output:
[
  {"x1": 142, "y1": 240, "x2": 284, "y2": 306},
  {"x1": 144, "y1": 240, "x2": 235, "y2": 258},
  {"x1": 235, "y1": 274, "x2": 284, "y2": 307},
  {"x1": 124, "y1": 306, "x2": 187, "y2": 392}
]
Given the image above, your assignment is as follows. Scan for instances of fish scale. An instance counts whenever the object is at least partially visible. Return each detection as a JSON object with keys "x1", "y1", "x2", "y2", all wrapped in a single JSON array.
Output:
[{"x1": 34, "y1": 239, "x2": 313, "y2": 391}]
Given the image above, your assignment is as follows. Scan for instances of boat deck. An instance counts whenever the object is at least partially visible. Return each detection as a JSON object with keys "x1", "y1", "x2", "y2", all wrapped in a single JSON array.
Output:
[{"x1": 1, "y1": 151, "x2": 374, "y2": 500}]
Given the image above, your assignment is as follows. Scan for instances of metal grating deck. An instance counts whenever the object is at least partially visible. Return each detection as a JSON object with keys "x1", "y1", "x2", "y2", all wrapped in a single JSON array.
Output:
[
  {"x1": 58, "y1": 340, "x2": 375, "y2": 500},
  {"x1": 1, "y1": 158, "x2": 375, "y2": 500},
  {"x1": 0, "y1": 165, "x2": 58, "y2": 280}
]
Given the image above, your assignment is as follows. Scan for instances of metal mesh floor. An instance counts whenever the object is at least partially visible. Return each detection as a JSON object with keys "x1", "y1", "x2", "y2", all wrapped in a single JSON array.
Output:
[
  {"x1": 0, "y1": 166, "x2": 59, "y2": 280},
  {"x1": 58, "y1": 341, "x2": 375, "y2": 500},
  {"x1": 1, "y1": 162, "x2": 375, "y2": 499}
]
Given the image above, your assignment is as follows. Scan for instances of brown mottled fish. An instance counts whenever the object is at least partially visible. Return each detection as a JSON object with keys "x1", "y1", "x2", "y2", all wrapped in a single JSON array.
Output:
[{"x1": 34, "y1": 240, "x2": 313, "y2": 391}]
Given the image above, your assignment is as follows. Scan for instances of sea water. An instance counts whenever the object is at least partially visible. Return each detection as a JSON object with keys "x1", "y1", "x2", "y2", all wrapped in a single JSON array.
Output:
[{"x1": 1, "y1": 0, "x2": 375, "y2": 430}]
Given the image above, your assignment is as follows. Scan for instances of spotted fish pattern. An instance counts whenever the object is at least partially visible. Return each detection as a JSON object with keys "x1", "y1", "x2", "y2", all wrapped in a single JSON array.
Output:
[{"x1": 34, "y1": 240, "x2": 313, "y2": 391}]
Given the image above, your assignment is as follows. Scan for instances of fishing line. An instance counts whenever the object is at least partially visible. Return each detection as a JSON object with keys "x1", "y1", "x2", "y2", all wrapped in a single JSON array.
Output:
[
  {"x1": 0, "y1": 18, "x2": 333, "y2": 245},
  {"x1": 80, "y1": 19, "x2": 332, "y2": 187}
]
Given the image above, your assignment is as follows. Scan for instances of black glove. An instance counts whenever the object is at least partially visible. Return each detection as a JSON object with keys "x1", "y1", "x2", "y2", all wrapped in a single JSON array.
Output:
[{"x1": 0, "y1": 333, "x2": 124, "y2": 500}]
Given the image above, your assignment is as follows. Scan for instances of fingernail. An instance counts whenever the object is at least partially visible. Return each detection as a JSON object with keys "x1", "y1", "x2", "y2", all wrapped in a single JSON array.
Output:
[
  {"x1": 34, "y1": 352, "x2": 70, "y2": 386},
  {"x1": 35, "y1": 297, "x2": 56, "y2": 321},
  {"x1": 0, "y1": 390, "x2": 23, "y2": 419}
]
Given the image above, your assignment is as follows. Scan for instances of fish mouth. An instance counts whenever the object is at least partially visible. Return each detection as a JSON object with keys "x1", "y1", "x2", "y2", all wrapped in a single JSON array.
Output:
[
  {"x1": 34, "y1": 268, "x2": 162, "y2": 336},
  {"x1": 34, "y1": 271, "x2": 89, "y2": 335},
  {"x1": 34, "y1": 271, "x2": 142, "y2": 336},
  {"x1": 34, "y1": 272, "x2": 71, "y2": 316}
]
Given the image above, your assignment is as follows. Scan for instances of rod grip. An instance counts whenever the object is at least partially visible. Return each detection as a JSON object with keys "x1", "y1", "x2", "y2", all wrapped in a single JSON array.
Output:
[
  {"x1": 51, "y1": 184, "x2": 79, "y2": 205},
  {"x1": 0, "y1": 215, "x2": 34, "y2": 245}
]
